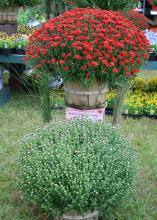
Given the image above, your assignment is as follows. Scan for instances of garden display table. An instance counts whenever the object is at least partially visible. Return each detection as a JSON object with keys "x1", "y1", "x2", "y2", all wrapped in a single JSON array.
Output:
[
  {"x1": 0, "y1": 54, "x2": 25, "y2": 64},
  {"x1": 0, "y1": 54, "x2": 25, "y2": 106}
]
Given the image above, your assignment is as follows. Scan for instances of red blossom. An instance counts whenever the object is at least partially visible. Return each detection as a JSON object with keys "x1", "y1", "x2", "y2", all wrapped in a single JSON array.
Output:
[
  {"x1": 50, "y1": 58, "x2": 56, "y2": 64},
  {"x1": 59, "y1": 60, "x2": 65, "y2": 65},
  {"x1": 64, "y1": 66, "x2": 69, "y2": 71},
  {"x1": 81, "y1": 65, "x2": 87, "y2": 71},
  {"x1": 126, "y1": 72, "x2": 131, "y2": 76},
  {"x1": 113, "y1": 68, "x2": 119, "y2": 73},
  {"x1": 85, "y1": 72, "x2": 90, "y2": 78},
  {"x1": 133, "y1": 68, "x2": 139, "y2": 74},
  {"x1": 74, "y1": 55, "x2": 84, "y2": 60}
]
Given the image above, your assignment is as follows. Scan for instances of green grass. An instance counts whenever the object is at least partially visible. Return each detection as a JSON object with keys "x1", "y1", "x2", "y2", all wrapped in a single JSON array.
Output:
[{"x1": 0, "y1": 92, "x2": 157, "y2": 220}]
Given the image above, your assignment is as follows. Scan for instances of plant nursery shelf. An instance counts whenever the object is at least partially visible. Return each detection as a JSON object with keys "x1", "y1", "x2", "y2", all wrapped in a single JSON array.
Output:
[{"x1": 0, "y1": 54, "x2": 25, "y2": 64}]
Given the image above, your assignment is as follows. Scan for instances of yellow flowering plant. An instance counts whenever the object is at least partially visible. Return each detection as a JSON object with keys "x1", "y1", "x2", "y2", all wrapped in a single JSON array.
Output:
[{"x1": 106, "y1": 90, "x2": 157, "y2": 115}]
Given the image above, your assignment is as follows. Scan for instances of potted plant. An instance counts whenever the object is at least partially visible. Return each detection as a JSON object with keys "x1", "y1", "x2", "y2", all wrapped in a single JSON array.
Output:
[
  {"x1": 0, "y1": 0, "x2": 40, "y2": 24},
  {"x1": 26, "y1": 8, "x2": 150, "y2": 110},
  {"x1": 2, "y1": 38, "x2": 14, "y2": 54},
  {"x1": 17, "y1": 120, "x2": 138, "y2": 219},
  {"x1": 14, "y1": 37, "x2": 28, "y2": 54},
  {"x1": 1, "y1": 35, "x2": 16, "y2": 54}
]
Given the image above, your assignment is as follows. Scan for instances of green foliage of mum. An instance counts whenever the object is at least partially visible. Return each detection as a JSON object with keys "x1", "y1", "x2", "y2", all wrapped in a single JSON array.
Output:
[
  {"x1": 0, "y1": 0, "x2": 40, "y2": 7},
  {"x1": 16, "y1": 120, "x2": 138, "y2": 216}
]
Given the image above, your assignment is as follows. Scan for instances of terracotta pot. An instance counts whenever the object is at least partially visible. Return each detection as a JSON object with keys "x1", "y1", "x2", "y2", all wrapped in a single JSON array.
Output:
[
  {"x1": 62, "y1": 211, "x2": 99, "y2": 220},
  {"x1": 64, "y1": 80, "x2": 108, "y2": 110},
  {"x1": 0, "y1": 7, "x2": 19, "y2": 24}
]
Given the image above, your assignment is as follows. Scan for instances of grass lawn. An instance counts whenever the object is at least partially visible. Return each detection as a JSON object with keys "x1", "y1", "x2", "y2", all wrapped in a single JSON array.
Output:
[{"x1": 0, "y1": 91, "x2": 157, "y2": 220}]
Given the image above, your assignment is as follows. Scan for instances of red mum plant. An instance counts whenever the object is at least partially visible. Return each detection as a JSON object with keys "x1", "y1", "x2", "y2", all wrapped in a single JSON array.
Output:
[
  {"x1": 122, "y1": 9, "x2": 149, "y2": 30},
  {"x1": 26, "y1": 8, "x2": 150, "y2": 85}
]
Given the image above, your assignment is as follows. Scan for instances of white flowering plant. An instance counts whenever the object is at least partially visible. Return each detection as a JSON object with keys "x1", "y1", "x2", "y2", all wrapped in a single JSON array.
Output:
[{"x1": 16, "y1": 120, "x2": 138, "y2": 217}]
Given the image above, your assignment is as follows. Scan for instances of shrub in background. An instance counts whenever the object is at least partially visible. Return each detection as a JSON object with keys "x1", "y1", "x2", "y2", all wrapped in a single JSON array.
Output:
[
  {"x1": 132, "y1": 77, "x2": 157, "y2": 92},
  {"x1": 17, "y1": 119, "x2": 138, "y2": 217},
  {"x1": 0, "y1": 0, "x2": 40, "y2": 7},
  {"x1": 132, "y1": 77, "x2": 147, "y2": 91},
  {"x1": 66, "y1": 0, "x2": 136, "y2": 11},
  {"x1": 147, "y1": 77, "x2": 157, "y2": 92},
  {"x1": 17, "y1": 5, "x2": 45, "y2": 26}
]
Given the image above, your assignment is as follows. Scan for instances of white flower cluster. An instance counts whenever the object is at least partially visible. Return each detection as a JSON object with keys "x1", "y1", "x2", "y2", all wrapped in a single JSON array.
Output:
[{"x1": 16, "y1": 119, "x2": 138, "y2": 217}]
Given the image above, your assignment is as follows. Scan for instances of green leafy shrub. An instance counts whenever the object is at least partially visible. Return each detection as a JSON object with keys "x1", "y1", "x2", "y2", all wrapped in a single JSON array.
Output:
[
  {"x1": 147, "y1": 77, "x2": 157, "y2": 92},
  {"x1": 106, "y1": 90, "x2": 157, "y2": 115},
  {"x1": 17, "y1": 120, "x2": 138, "y2": 217},
  {"x1": 17, "y1": 6, "x2": 45, "y2": 26},
  {"x1": 131, "y1": 77, "x2": 157, "y2": 92},
  {"x1": 132, "y1": 77, "x2": 147, "y2": 91},
  {"x1": 67, "y1": 0, "x2": 136, "y2": 11},
  {"x1": 0, "y1": 0, "x2": 40, "y2": 7}
]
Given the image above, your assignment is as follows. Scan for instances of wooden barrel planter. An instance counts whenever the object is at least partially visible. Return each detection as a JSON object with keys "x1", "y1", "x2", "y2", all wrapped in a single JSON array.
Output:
[
  {"x1": 64, "y1": 81, "x2": 108, "y2": 110},
  {"x1": 62, "y1": 211, "x2": 99, "y2": 220},
  {"x1": 0, "y1": 7, "x2": 19, "y2": 24},
  {"x1": 64, "y1": 81, "x2": 108, "y2": 109}
]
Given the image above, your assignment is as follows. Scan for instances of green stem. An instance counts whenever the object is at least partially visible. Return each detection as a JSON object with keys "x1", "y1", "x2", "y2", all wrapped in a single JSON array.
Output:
[
  {"x1": 112, "y1": 80, "x2": 132, "y2": 126},
  {"x1": 40, "y1": 76, "x2": 51, "y2": 123}
]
